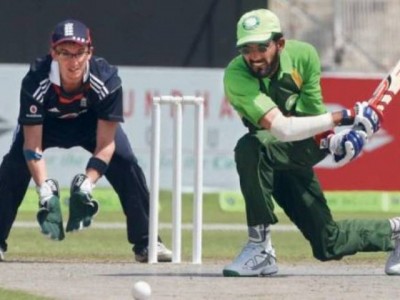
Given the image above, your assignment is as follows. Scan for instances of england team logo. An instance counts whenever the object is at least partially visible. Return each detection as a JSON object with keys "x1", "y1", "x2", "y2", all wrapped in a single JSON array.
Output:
[
  {"x1": 81, "y1": 97, "x2": 87, "y2": 107},
  {"x1": 64, "y1": 23, "x2": 74, "y2": 37}
]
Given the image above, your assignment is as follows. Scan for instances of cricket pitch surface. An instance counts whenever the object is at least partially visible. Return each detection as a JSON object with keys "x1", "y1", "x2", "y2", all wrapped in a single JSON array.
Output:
[{"x1": 0, "y1": 260, "x2": 398, "y2": 299}]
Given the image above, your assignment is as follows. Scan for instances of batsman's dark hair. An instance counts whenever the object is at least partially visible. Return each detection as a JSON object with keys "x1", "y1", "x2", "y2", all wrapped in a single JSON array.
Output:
[{"x1": 271, "y1": 32, "x2": 284, "y2": 42}]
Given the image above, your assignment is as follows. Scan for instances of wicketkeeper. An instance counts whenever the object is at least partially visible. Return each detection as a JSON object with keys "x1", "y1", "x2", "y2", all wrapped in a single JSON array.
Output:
[{"x1": 0, "y1": 19, "x2": 172, "y2": 263}]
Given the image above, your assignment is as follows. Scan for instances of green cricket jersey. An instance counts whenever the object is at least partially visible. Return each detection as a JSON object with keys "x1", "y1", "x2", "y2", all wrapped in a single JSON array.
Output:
[{"x1": 224, "y1": 40, "x2": 328, "y2": 129}]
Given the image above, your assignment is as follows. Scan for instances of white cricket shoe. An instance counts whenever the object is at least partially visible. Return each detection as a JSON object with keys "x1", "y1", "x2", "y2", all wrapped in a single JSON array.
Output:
[
  {"x1": 385, "y1": 236, "x2": 400, "y2": 275},
  {"x1": 0, "y1": 247, "x2": 4, "y2": 262},
  {"x1": 223, "y1": 242, "x2": 278, "y2": 277},
  {"x1": 135, "y1": 242, "x2": 172, "y2": 263}
]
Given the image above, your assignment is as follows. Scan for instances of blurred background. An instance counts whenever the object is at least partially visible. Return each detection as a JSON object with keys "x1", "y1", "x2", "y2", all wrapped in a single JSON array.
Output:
[
  {"x1": 0, "y1": 0, "x2": 263, "y2": 67},
  {"x1": 271, "y1": 0, "x2": 400, "y2": 72},
  {"x1": 1, "y1": 0, "x2": 399, "y2": 72}
]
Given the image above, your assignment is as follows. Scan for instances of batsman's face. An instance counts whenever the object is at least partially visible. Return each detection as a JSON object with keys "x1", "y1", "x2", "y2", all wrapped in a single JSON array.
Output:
[
  {"x1": 51, "y1": 42, "x2": 92, "y2": 91},
  {"x1": 239, "y1": 38, "x2": 285, "y2": 78}
]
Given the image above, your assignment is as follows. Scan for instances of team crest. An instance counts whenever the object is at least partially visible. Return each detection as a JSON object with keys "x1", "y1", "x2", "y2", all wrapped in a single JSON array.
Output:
[
  {"x1": 64, "y1": 23, "x2": 74, "y2": 37},
  {"x1": 242, "y1": 16, "x2": 260, "y2": 30},
  {"x1": 81, "y1": 97, "x2": 87, "y2": 107},
  {"x1": 285, "y1": 94, "x2": 298, "y2": 111}
]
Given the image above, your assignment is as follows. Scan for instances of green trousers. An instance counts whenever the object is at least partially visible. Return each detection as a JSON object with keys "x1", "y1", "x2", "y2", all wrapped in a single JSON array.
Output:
[{"x1": 234, "y1": 130, "x2": 393, "y2": 261}]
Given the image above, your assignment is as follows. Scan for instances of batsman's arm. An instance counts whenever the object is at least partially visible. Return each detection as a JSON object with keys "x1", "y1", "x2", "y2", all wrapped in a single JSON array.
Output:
[
  {"x1": 22, "y1": 124, "x2": 47, "y2": 186},
  {"x1": 259, "y1": 107, "x2": 355, "y2": 142}
]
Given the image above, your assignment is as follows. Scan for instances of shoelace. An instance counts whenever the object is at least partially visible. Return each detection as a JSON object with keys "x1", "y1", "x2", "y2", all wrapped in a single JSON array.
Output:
[
  {"x1": 236, "y1": 243, "x2": 263, "y2": 260},
  {"x1": 394, "y1": 238, "x2": 400, "y2": 257}
]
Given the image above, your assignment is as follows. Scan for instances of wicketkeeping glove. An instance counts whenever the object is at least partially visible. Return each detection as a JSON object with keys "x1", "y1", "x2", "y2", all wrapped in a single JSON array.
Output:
[
  {"x1": 36, "y1": 179, "x2": 65, "y2": 241},
  {"x1": 66, "y1": 174, "x2": 99, "y2": 232},
  {"x1": 321, "y1": 129, "x2": 367, "y2": 166}
]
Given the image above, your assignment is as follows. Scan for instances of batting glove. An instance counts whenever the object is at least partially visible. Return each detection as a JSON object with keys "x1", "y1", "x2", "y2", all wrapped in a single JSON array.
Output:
[
  {"x1": 342, "y1": 101, "x2": 383, "y2": 138},
  {"x1": 322, "y1": 129, "x2": 367, "y2": 166}
]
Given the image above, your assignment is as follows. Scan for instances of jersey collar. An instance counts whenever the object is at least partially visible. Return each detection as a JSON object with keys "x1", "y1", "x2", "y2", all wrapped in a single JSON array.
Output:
[
  {"x1": 49, "y1": 60, "x2": 90, "y2": 86},
  {"x1": 275, "y1": 48, "x2": 292, "y2": 80}
]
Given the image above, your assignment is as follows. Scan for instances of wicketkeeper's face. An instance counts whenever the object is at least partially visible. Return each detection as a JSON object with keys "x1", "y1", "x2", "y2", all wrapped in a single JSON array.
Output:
[{"x1": 51, "y1": 42, "x2": 92, "y2": 89}]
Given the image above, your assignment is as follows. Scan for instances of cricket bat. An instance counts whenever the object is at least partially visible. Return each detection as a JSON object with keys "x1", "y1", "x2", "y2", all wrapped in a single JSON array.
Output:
[{"x1": 368, "y1": 59, "x2": 400, "y2": 112}]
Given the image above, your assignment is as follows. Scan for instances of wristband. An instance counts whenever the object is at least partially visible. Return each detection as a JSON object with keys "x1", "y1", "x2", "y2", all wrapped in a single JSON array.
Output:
[
  {"x1": 86, "y1": 157, "x2": 108, "y2": 175},
  {"x1": 314, "y1": 130, "x2": 334, "y2": 151},
  {"x1": 23, "y1": 149, "x2": 43, "y2": 161},
  {"x1": 340, "y1": 108, "x2": 355, "y2": 126}
]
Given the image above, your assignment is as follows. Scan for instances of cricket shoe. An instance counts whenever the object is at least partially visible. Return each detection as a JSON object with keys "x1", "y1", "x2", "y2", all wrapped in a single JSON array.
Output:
[
  {"x1": 223, "y1": 242, "x2": 278, "y2": 277},
  {"x1": 385, "y1": 234, "x2": 400, "y2": 275},
  {"x1": 0, "y1": 247, "x2": 4, "y2": 262},
  {"x1": 135, "y1": 242, "x2": 172, "y2": 263}
]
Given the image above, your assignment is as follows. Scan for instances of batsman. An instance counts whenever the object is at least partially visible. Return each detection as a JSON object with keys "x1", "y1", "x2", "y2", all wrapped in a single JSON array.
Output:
[
  {"x1": 223, "y1": 8, "x2": 400, "y2": 276},
  {"x1": 0, "y1": 19, "x2": 172, "y2": 263}
]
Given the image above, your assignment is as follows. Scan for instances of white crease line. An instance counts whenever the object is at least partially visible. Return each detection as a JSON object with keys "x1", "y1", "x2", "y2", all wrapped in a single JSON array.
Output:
[{"x1": 13, "y1": 221, "x2": 297, "y2": 231}]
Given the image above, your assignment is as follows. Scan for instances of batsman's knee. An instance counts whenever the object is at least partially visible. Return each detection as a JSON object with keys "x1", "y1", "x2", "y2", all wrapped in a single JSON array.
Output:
[
  {"x1": 312, "y1": 250, "x2": 344, "y2": 262},
  {"x1": 308, "y1": 225, "x2": 345, "y2": 262},
  {"x1": 234, "y1": 134, "x2": 262, "y2": 167}
]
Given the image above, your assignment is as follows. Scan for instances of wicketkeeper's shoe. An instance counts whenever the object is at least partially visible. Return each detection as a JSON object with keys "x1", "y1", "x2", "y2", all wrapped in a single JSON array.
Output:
[
  {"x1": 134, "y1": 242, "x2": 172, "y2": 263},
  {"x1": 66, "y1": 192, "x2": 99, "y2": 232},
  {"x1": 223, "y1": 242, "x2": 278, "y2": 277},
  {"x1": 385, "y1": 235, "x2": 400, "y2": 275},
  {"x1": 36, "y1": 195, "x2": 65, "y2": 241},
  {"x1": 0, "y1": 247, "x2": 5, "y2": 262}
]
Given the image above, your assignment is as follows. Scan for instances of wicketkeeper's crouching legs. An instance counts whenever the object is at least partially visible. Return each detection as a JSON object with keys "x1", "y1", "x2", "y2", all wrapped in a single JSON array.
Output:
[
  {"x1": 103, "y1": 128, "x2": 171, "y2": 262},
  {"x1": 0, "y1": 130, "x2": 66, "y2": 261},
  {"x1": 0, "y1": 143, "x2": 32, "y2": 257}
]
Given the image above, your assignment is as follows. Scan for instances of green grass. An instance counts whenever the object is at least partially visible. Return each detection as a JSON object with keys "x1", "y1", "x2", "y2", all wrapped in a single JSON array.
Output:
[
  {"x1": 0, "y1": 288, "x2": 54, "y2": 300},
  {"x1": 7, "y1": 189, "x2": 393, "y2": 264}
]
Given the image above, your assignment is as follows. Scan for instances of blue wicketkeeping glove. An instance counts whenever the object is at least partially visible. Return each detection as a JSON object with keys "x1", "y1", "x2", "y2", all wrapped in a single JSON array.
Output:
[
  {"x1": 66, "y1": 174, "x2": 99, "y2": 232},
  {"x1": 322, "y1": 129, "x2": 367, "y2": 166},
  {"x1": 36, "y1": 179, "x2": 65, "y2": 241}
]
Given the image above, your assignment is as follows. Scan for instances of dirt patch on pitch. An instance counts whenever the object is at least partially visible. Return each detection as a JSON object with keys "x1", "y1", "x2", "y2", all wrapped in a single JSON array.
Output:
[{"x1": 0, "y1": 260, "x2": 397, "y2": 299}]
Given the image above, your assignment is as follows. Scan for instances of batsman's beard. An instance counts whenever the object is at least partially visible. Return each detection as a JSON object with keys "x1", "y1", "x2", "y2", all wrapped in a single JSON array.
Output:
[{"x1": 250, "y1": 54, "x2": 280, "y2": 78}]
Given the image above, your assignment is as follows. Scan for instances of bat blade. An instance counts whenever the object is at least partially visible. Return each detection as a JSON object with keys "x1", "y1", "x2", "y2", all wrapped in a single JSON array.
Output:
[{"x1": 369, "y1": 59, "x2": 400, "y2": 111}]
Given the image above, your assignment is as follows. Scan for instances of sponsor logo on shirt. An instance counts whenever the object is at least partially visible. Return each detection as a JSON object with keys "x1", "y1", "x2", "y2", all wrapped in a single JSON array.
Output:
[
  {"x1": 29, "y1": 105, "x2": 38, "y2": 114},
  {"x1": 48, "y1": 107, "x2": 61, "y2": 113},
  {"x1": 58, "y1": 109, "x2": 88, "y2": 119},
  {"x1": 27, "y1": 105, "x2": 42, "y2": 118}
]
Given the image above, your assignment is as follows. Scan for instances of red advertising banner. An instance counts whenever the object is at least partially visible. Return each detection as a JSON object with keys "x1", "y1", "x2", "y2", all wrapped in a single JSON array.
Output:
[{"x1": 316, "y1": 75, "x2": 400, "y2": 191}]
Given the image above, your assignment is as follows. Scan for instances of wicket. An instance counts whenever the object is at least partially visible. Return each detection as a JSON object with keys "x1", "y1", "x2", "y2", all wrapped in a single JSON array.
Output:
[{"x1": 148, "y1": 95, "x2": 204, "y2": 264}]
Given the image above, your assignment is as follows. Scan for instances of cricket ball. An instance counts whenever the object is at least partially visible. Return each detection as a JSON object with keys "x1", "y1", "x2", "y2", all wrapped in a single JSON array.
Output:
[{"x1": 132, "y1": 280, "x2": 152, "y2": 299}]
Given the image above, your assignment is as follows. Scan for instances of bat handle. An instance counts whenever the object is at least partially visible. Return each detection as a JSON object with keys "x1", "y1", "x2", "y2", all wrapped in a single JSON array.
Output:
[{"x1": 369, "y1": 104, "x2": 385, "y2": 120}]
